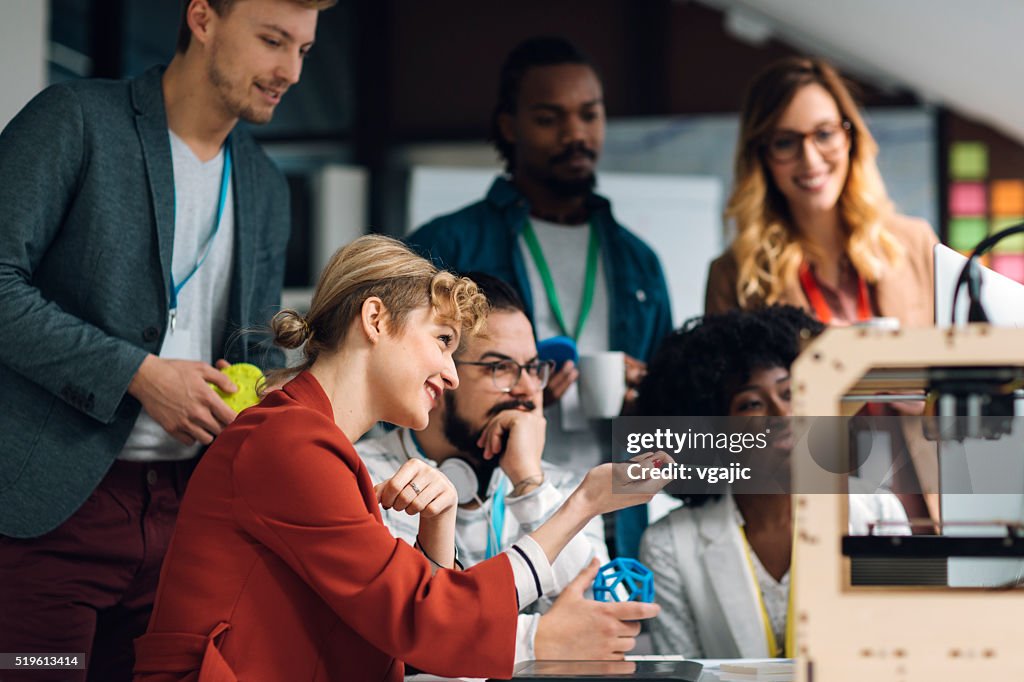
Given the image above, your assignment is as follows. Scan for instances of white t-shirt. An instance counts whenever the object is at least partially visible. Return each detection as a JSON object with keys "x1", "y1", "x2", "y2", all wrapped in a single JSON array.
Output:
[
  {"x1": 519, "y1": 217, "x2": 610, "y2": 477},
  {"x1": 119, "y1": 131, "x2": 235, "y2": 462}
]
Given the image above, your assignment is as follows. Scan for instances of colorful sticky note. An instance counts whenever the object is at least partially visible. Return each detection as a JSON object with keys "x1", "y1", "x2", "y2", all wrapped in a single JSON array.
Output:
[
  {"x1": 990, "y1": 216, "x2": 1024, "y2": 253},
  {"x1": 948, "y1": 217, "x2": 989, "y2": 253},
  {"x1": 949, "y1": 142, "x2": 988, "y2": 180},
  {"x1": 991, "y1": 179, "x2": 1024, "y2": 216},
  {"x1": 949, "y1": 182, "x2": 987, "y2": 216},
  {"x1": 990, "y1": 254, "x2": 1024, "y2": 283}
]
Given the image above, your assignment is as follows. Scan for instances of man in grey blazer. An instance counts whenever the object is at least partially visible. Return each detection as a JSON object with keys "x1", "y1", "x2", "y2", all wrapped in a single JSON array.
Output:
[{"x1": 0, "y1": 0, "x2": 334, "y2": 679}]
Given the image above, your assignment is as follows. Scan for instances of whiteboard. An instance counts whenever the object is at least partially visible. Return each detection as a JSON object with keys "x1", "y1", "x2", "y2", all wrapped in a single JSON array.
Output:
[
  {"x1": 599, "y1": 110, "x2": 938, "y2": 234},
  {"x1": 407, "y1": 166, "x2": 723, "y2": 326}
]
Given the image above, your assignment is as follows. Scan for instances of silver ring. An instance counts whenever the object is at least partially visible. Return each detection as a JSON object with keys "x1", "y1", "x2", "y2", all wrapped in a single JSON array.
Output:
[{"x1": 409, "y1": 481, "x2": 422, "y2": 494}]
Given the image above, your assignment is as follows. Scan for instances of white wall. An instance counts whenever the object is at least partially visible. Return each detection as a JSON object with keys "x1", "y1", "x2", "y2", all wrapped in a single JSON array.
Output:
[
  {"x1": 312, "y1": 165, "x2": 368, "y2": 277},
  {"x1": 280, "y1": 163, "x2": 368, "y2": 314},
  {"x1": 408, "y1": 165, "x2": 723, "y2": 325},
  {"x1": 0, "y1": 1, "x2": 48, "y2": 131}
]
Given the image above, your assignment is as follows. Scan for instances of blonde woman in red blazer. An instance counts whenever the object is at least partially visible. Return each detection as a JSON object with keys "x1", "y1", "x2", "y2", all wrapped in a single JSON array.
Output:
[{"x1": 134, "y1": 236, "x2": 665, "y2": 682}]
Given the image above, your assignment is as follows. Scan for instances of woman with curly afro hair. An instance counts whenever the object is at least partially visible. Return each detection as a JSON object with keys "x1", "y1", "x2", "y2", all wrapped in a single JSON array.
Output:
[{"x1": 636, "y1": 306, "x2": 907, "y2": 659}]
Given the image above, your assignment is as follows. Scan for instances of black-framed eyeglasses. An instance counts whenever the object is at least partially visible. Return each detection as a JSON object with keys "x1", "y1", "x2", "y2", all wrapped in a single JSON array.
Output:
[
  {"x1": 456, "y1": 358, "x2": 556, "y2": 392},
  {"x1": 763, "y1": 119, "x2": 852, "y2": 162}
]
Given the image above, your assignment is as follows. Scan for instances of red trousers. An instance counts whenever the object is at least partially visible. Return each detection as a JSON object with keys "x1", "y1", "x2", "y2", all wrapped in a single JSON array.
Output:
[{"x1": 0, "y1": 460, "x2": 190, "y2": 682}]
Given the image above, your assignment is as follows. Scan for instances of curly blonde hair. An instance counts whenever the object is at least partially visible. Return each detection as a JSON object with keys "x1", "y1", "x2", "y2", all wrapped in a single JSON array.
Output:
[
  {"x1": 269, "y1": 235, "x2": 488, "y2": 382},
  {"x1": 725, "y1": 56, "x2": 903, "y2": 308}
]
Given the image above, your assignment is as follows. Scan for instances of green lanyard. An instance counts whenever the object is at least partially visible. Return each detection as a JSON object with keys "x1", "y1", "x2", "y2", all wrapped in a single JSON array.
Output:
[{"x1": 522, "y1": 219, "x2": 600, "y2": 341}]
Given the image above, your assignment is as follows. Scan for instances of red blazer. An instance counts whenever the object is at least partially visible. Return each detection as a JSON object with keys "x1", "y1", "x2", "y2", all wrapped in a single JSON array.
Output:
[{"x1": 134, "y1": 371, "x2": 517, "y2": 682}]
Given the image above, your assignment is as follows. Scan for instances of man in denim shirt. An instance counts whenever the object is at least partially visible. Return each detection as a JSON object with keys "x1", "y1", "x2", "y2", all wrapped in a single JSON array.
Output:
[{"x1": 407, "y1": 37, "x2": 672, "y2": 558}]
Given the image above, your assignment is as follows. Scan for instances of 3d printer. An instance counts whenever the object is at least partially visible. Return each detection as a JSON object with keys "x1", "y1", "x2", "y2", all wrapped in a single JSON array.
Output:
[{"x1": 791, "y1": 227, "x2": 1024, "y2": 681}]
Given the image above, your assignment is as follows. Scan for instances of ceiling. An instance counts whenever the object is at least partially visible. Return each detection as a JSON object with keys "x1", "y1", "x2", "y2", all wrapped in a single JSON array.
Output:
[{"x1": 695, "y1": 0, "x2": 1024, "y2": 144}]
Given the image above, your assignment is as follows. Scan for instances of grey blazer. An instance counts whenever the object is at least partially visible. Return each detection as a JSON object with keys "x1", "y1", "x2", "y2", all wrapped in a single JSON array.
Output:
[
  {"x1": 639, "y1": 491, "x2": 909, "y2": 658},
  {"x1": 0, "y1": 66, "x2": 290, "y2": 537}
]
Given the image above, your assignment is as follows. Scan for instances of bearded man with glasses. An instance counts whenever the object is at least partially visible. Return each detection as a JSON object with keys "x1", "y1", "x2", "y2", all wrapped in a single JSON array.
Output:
[{"x1": 357, "y1": 273, "x2": 660, "y2": 664}]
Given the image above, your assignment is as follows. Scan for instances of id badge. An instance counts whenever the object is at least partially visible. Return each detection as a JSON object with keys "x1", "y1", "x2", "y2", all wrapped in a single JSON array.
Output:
[{"x1": 560, "y1": 381, "x2": 588, "y2": 432}]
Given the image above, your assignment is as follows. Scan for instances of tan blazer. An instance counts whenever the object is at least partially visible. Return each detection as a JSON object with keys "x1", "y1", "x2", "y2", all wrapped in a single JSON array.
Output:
[
  {"x1": 704, "y1": 214, "x2": 941, "y2": 524},
  {"x1": 704, "y1": 214, "x2": 938, "y2": 328}
]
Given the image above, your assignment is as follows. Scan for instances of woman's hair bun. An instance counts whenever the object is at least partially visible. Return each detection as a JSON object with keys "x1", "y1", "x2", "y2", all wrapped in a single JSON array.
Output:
[{"x1": 270, "y1": 309, "x2": 311, "y2": 349}]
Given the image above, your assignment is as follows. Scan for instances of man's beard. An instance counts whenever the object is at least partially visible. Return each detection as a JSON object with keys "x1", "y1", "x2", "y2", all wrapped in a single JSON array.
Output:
[
  {"x1": 207, "y1": 48, "x2": 274, "y2": 125},
  {"x1": 543, "y1": 172, "x2": 597, "y2": 199},
  {"x1": 442, "y1": 393, "x2": 537, "y2": 499},
  {"x1": 542, "y1": 142, "x2": 598, "y2": 198}
]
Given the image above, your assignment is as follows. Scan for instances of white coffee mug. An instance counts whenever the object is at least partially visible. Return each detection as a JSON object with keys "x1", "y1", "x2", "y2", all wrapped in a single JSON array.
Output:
[{"x1": 577, "y1": 351, "x2": 626, "y2": 419}]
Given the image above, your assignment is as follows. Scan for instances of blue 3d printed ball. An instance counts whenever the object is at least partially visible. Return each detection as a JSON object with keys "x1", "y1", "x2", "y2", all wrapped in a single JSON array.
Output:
[{"x1": 592, "y1": 558, "x2": 655, "y2": 603}]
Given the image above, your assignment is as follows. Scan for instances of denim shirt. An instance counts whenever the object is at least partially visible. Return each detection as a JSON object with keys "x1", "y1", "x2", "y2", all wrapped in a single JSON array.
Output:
[
  {"x1": 407, "y1": 176, "x2": 673, "y2": 364},
  {"x1": 407, "y1": 177, "x2": 673, "y2": 558}
]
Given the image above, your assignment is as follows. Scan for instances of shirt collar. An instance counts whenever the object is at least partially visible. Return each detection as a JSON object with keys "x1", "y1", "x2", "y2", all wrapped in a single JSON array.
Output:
[{"x1": 484, "y1": 175, "x2": 613, "y2": 217}]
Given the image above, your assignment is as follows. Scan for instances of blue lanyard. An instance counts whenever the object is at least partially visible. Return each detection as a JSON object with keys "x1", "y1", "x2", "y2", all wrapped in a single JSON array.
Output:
[
  {"x1": 168, "y1": 142, "x2": 232, "y2": 332},
  {"x1": 485, "y1": 476, "x2": 508, "y2": 560},
  {"x1": 407, "y1": 431, "x2": 507, "y2": 560}
]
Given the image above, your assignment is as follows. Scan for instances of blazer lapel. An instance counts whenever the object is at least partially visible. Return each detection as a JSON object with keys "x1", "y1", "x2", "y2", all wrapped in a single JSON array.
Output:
[
  {"x1": 782, "y1": 274, "x2": 811, "y2": 313},
  {"x1": 132, "y1": 67, "x2": 175, "y2": 310},
  {"x1": 229, "y1": 134, "x2": 256, "y2": 329},
  {"x1": 699, "y1": 495, "x2": 772, "y2": 658},
  {"x1": 874, "y1": 270, "x2": 926, "y2": 326}
]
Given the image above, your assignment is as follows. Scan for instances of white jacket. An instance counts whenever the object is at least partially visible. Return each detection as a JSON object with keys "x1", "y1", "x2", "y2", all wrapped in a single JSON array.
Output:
[{"x1": 639, "y1": 490, "x2": 908, "y2": 657}]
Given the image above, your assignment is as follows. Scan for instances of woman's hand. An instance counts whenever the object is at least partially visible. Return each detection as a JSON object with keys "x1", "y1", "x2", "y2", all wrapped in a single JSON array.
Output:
[
  {"x1": 374, "y1": 459, "x2": 458, "y2": 520},
  {"x1": 573, "y1": 451, "x2": 674, "y2": 517},
  {"x1": 527, "y1": 451, "x2": 676, "y2": 575}
]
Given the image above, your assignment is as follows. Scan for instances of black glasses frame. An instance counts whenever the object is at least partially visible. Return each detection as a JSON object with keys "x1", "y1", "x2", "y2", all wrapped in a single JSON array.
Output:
[
  {"x1": 455, "y1": 358, "x2": 556, "y2": 392},
  {"x1": 761, "y1": 119, "x2": 853, "y2": 163}
]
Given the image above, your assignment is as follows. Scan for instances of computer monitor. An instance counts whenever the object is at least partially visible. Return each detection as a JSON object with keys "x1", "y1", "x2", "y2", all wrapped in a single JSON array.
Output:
[{"x1": 933, "y1": 243, "x2": 1024, "y2": 327}]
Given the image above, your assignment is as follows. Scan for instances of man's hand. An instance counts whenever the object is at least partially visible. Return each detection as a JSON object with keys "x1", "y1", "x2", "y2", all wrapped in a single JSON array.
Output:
[
  {"x1": 127, "y1": 354, "x2": 238, "y2": 446},
  {"x1": 621, "y1": 354, "x2": 647, "y2": 414},
  {"x1": 543, "y1": 360, "x2": 579, "y2": 407},
  {"x1": 535, "y1": 559, "x2": 660, "y2": 660},
  {"x1": 476, "y1": 407, "x2": 546, "y2": 487}
]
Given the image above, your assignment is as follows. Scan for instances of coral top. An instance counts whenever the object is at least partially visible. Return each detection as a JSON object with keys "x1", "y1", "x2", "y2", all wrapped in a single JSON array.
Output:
[{"x1": 134, "y1": 371, "x2": 517, "y2": 681}]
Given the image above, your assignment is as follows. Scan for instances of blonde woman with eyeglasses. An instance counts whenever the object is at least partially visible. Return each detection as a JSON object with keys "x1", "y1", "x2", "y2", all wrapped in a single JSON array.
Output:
[
  {"x1": 705, "y1": 56, "x2": 936, "y2": 327},
  {"x1": 704, "y1": 56, "x2": 939, "y2": 529}
]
